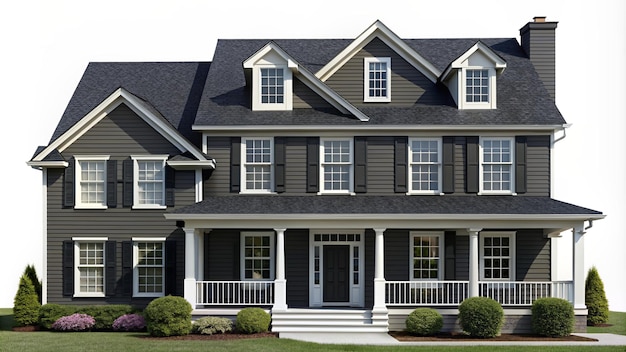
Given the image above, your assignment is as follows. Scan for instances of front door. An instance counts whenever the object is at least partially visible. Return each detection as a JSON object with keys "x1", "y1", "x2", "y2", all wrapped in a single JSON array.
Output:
[{"x1": 323, "y1": 245, "x2": 350, "y2": 303}]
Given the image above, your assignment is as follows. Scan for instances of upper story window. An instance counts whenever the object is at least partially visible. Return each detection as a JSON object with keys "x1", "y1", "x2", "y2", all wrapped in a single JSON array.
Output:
[
  {"x1": 251, "y1": 65, "x2": 293, "y2": 111},
  {"x1": 133, "y1": 239, "x2": 165, "y2": 297},
  {"x1": 260, "y1": 68, "x2": 284, "y2": 104},
  {"x1": 132, "y1": 155, "x2": 167, "y2": 209},
  {"x1": 320, "y1": 139, "x2": 353, "y2": 194},
  {"x1": 241, "y1": 232, "x2": 274, "y2": 280},
  {"x1": 74, "y1": 239, "x2": 106, "y2": 297},
  {"x1": 364, "y1": 57, "x2": 391, "y2": 102},
  {"x1": 242, "y1": 138, "x2": 273, "y2": 193},
  {"x1": 75, "y1": 155, "x2": 109, "y2": 209},
  {"x1": 410, "y1": 232, "x2": 443, "y2": 280},
  {"x1": 466, "y1": 69, "x2": 489, "y2": 103},
  {"x1": 480, "y1": 232, "x2": 516, "y2": 281},
  {"x1": 408, "y1": 138, "x2": 441, "y2": 194},
  {"x1": 480, "y1": 138, "x2": 514, "y2": 194}
]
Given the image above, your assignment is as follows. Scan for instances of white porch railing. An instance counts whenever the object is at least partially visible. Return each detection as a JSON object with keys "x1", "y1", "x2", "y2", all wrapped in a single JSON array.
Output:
[
  {"x1": 385, "y1": 281, "x2": 573, "y2": 306},
  {"x1": 386, "y1": 281, "x2": 470, "y2": 306},
  {"x1": 196, "y1": 281, "x2": 274, "y2": 306}
]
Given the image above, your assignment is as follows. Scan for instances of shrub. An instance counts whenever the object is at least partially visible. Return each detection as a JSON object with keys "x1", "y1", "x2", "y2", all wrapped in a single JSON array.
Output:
[
  {"x1": 405, "y1": 308, "x2": 443, "y2": 336},
  {"x1": 585, "y1": 266, "x2": 609, "y2": 326},
  {"x1": 144, "y1": 296, "x2": 192, "y2": 337},
  {"x1": 235, "y1": 308, "x2": 271, "y2": 334},
  {"x1": 458, "y1": 296, "x2": 503, "y2": 338},
  {"x1": 113, "y1": 314, "x2": 146, "y2": 332},
  {"x1": 51, "y1": 313, "x2": 96, "y2": 332},
  {"x1": 13, "y1": 274, "x2": 41, "y2": 326},
  {"x1": 77, "y1": 305, "x2": 135, "y2": 330},
  {"x1": 23, "y1": 265, "x2": 42, "y2": 305},
  {"x1": 39, "y1": 304, "x2": 75, "y2": 330},
  {"x1": 192, "y1": 316, "x2": 233, "y2": 335},
  {"x1": 531, "y1": 297, "x2": 574, "y2": 337}
]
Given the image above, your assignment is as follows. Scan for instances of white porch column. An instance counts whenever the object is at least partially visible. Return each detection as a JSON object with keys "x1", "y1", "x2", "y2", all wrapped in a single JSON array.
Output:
[
  {"x1": 468, "y1": 228, "x2": 482, "y2": 298},
  {"x1": 373, "y1": 228, "x2": 387, "y2": 311},
  {"x1": 183, "y1": 227, "x2": 197, "y2": 308},
  {"x1": 273, "y1": 228, "x2": 288, "y2": 311},
  {"x1": 572, "y1": 223, "x2": 586, "y2": 309}
]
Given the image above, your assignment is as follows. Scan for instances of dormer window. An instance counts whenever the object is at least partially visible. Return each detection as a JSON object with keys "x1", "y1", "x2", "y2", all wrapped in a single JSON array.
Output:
[
  {"x1": 364, "y1": 57, "x2": 391, "y2": 102},
  {"x1": 466, "y1": 69, "x2": 489, "y2": 103}
]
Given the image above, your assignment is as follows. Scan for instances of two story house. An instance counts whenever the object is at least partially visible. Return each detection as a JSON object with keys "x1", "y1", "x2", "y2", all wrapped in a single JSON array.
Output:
[{"x1": 28, "y1": 18, "x2": 604, "y2": 336}]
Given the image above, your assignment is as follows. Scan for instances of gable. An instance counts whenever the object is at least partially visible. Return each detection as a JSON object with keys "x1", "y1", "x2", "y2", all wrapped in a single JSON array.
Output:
[
  {"x1": 293, "y1": 76, "x2": 339, "y2": 110},
  {"x1": 325, "y1": 37, "x2": 450, "y2": 107}
]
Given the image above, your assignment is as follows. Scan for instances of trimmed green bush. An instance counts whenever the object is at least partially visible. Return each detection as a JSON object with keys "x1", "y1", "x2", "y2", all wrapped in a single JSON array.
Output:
[
  {"x1": 235, "y1": 308, "x2": 271, "y2": 334},
  {"x1": 144, "y1": 296, "x2": 192, "y2": 337},
  {"x1": 193, "y1": 316, "x2": 233, "y2": 335},
  {"x1": 13, "y1": 274, "x2": 41, "y2": 326},
  {"x1": 405, "y1": 308, "x2": 443, "y2": 336},
  {"x1": 458, "y1": 296, "x2": 503, "y2": 338},
  {"x1": 531, "y1": 297, "x2": 574, "y2": 337},
  {"x1": 77, "y1": 305, "x2": 134, "y2": 330},
  {"x1": 39, "y1": 304, "x2": 75, "y2": 330},
  {"x1": 585, "y1": 266, "x2": 609, "y2": 326},
  {"x1": 24, "y1": 265, "x2": 42, "y2": 305}
]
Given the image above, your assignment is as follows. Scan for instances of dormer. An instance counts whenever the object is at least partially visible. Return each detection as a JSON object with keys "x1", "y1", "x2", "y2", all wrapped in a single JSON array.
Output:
[
  {"x1": 243, "y1": 42, "x2": 298, "y2": 111},
  {"x1": 440, "y1": 41, "x2": 506, "y2": 110}
]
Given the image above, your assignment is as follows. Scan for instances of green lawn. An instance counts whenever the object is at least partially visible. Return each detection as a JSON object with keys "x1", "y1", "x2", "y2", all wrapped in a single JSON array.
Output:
[
  {"x1": 588, "y1": 311, "x2": 626, "y2": 335},
  {"x1": 0, "y1": 309, "x2": 624, "y2": 352}
]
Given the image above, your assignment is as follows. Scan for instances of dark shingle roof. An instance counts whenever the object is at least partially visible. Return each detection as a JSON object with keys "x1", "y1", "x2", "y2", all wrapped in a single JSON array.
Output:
[{"x1": 170, "y1": 196, "x2": 601, "y2": 216}]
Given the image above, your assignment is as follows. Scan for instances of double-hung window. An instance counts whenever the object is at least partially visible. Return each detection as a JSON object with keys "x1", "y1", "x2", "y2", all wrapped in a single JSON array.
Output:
[
  {"x1": 241, "y1": 232, "x2": 274, "y2": 280},
  {"x1": 410, "y1": 232, "x2": 443, "y2": 280},
  {"x1": 260, "y1": 68, "x2": 284, "y2": 104},
  {"x1": 480, "y1": 232, "x2": 515, "y2": 280},
  {"x1": 132, "y1": 156, "x2": 167, "y2": 208},
  {"x1": 242, "y1": 138, "x2": 273, "y2": 193},
  {"x1": 480, "y1": 138, "x2": 514, "y2": 194},
  {"x1": 133, "y1": 239, "x2": 165, "y2": 297},
  {"x1": 74, "y1": 238, "x2": 106, "y2": 297},
  {"x1": 364, "y1": 57, "x2": 391, "y2": 102},
  {"x1": 320, "y1": 139, "x2": 353, "y2": 193},
  {"x1": 75, "y1": 155, "x2": 109, "y2": 209},
  {"x1": 408, "y1": 138, "x2": 441, "y2": 194},
  {"x1": 466, "y1": 69, "x2": 489, "y2": 103}
]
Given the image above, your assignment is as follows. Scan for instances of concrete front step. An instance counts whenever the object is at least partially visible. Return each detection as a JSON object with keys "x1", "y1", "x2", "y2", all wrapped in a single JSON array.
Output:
[{"x1": 271, "y1": 308, "x2": 388, "y2": 333}]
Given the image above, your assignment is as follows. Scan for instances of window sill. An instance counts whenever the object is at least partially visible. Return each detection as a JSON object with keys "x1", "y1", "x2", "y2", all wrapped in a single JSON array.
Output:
[
  {"x1": 132, "y1": 205, "x2": 167, "y2": 210},
  {"x1": 317, "y1": 191, "x2": 356, "y2": 196},
  {"x1": 239, "y1": 191, "x2": 277, "y2": 195},
  {"x1": 74, "y1": 205, "x2": 108, "y2": 210},
  {"x1": 133, "y1": 293, "x2": 164, "y2": 298},
  {"x1": 73, "y1": 293, "x2": 106, "y2": 298},
  {"x1": 478, "y1": 192, "x2": 516, "y2": 196},
  {"x1": 406, "y1": 191, "x2": 444, "y2": 196}
]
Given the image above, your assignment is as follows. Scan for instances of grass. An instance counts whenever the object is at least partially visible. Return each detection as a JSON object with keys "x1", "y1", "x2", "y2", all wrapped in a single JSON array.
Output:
[{"x1": 0, "y1": 309, "x2": 624, "y2": 352}]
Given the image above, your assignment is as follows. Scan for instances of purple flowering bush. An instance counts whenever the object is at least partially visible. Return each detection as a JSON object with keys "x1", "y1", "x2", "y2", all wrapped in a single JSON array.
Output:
[
  {"x1": 51, "y1": 313, "x2": 96, "y2": 332},
  {"x1": 112, "y1": 314, "x2": 146, "y2": 332}
]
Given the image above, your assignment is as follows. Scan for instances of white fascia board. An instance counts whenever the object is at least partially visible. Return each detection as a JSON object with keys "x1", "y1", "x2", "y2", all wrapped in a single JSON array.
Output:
[
  {"x1": 243, "y1": 42, "x2": 298, "y2": 70},
  {"x1": 441, "y1": 41, "x2": 507, "y2": 81},
  {"x1": 316, "y1": 20, "x2": 441, "y2": 83},
  {"x1": 167, "y1": 159, "x2": 216, "y2": 170},
  {"x1": 32, "y1": 88, "x2": 208, "y2": 163},
  {"x1": 26, "y1": 161, "x2": 69, "y2": 169}
]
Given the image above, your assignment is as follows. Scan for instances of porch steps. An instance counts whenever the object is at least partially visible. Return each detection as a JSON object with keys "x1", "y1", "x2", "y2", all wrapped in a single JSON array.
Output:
[{"x1": 271, "y1": 309, "x2": 388, "y2": 333}]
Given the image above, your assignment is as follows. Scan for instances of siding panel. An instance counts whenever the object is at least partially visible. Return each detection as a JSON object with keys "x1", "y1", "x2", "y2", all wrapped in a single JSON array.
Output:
[
  {"x1": 285, "y1": 229, "x2": 309, "y2": 307},
  {"x1": 525, "y1": 136, "x2": 550, "y2": 196},
  {"x1": 366, "y1": 137, "x2": 395, "y2": 195},
  {"x1": 516, "y1": 230, "x2": 550, "y2": 281}
]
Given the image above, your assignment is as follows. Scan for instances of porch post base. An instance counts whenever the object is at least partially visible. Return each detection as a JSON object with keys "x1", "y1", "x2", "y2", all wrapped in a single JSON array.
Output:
[
  {"x1": 373, "y1": 278, "x2": 387, "y2": 312},
  {"x1": 184, "y1": 278, "x2": 197, "y2": 309},
  {"x1": 273, "y1": 279, "x2": 288, "y2": 311}
]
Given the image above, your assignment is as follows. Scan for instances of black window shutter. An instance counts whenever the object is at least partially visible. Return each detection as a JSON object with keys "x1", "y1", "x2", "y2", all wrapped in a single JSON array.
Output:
[
  {"x1": 121, "y1": 241, "x2": 133, "y2": 296},
  {"x1": 107, "y1": 160, "x2": 117, "y2": 208},
  {"x1": 442, "y1": 137, "x2": 455, "y2": 193},
  {"x1": 515, "y1": 136, "x2": 527, "y2": 194},
  {"x1": 122, "y1": 159, "x2": 134, "y2": 207},
  {"x1": 466, "y1": 136, "x2": 479, "y2": 193},
  {"x1": 274, "y1": 137, "x2": 286, "y2": 193},
  {"x1": 230, "y1": 137, "x2": 241, "y2": 193},
  {"x1": 105, "y1": 241, "x2": 117, "y2": 296},
  {"x1": 62, "y1": 240, "x2": 74, "y2": 296},
  {"x1": 165, "y1": 241, "x2": 177, "y2": 295},
  {"x1": 165, "y1": 165, "x2": 175, "y2": 207},
  {"x1": 63, "y1": 158, "x2": 75, "y2": 208},
  {"x1": 394, "y1": 137, "x2": 408, "y2": 193},
  {"x1": 306, "y1": 137, "x2": 319, "y2": 193},
  {"x1": 444, "y1": 231, "x2": 456, "y2": 280},
  {"x1": 354, "y1": 137, "x2": 367, "y2": 193}
]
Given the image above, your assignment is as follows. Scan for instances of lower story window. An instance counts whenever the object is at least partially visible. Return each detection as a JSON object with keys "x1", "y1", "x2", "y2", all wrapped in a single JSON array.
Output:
[
  {"x1": 134, "y1": 239, "x2": 165, "y2": 297},
  {"x1": 241, "y1": 232, "x2": 274, "y2": 280},
  {"x1": 480, "y1": 232, "x2": 516, "y2": 280},
  {"x1": 410, "y1": 232, "x2": 443, "y2": 280},
  {"x1": 74, "y1": 239, "x2": 106, "y2": 297}
]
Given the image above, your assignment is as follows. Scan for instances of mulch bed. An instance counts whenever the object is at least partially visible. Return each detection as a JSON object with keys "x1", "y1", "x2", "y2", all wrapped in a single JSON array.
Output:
[{"x1": 389, "y1": 331, "x2": 598, "y2": 342}]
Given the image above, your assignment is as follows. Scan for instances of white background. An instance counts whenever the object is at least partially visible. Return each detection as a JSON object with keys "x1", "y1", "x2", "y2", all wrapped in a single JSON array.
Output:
[{"x1": 1, "y1": 0, "x2": 624, "y2": 311}]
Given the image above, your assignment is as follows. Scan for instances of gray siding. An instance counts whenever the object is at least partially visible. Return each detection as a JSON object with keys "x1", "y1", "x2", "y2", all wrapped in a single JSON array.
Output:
[
  {"x1": 455, "y1": 235, "x2": 470, "y2": 280},
  {"x1": 521, "y1": 25, "x2": 556, "y2": 100},
  {"x1": 525, "y1": 136, "x2": 550, "y2": 196},
  {"x1": 285, "y1": 229, "x2": 309, "y2": 307},
  {"x1": 454, "y1": 136, "x2": 467, "y2": 194},
  {"x1": 284, "y1": 137, "x2": 309, "y2": 195},
  {"x1": 205, "y1": 230, "x2": 240, "y2": 280},
  {"x1": 384, "y1": 230, "x2": 409, "y2": 280},
  {"x1": 366, "y1": 137, "x2": 396, "y2": 194},
  {"x1": 204, "y1": 137, "x2": 231, "y2": 196},
  {"x1": 364, "y1": 229, "x2": 375, "y2": 308},
  {"x1": 325, "y1": 37, "x2": 447, "y2": 107},
  {"x1": 516, "y1": 229, "x2": 550, "y2": 281},
  {"x1": 293, "y1": 77, "x2": 336, "y2": 110}
]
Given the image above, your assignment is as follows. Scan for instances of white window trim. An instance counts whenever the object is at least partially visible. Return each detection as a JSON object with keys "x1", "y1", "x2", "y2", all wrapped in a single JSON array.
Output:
[
  {"x1": 319, "y1": 138, "x2": 354, "y2": 195},
  {"x1": 479, "y1": 231, "x2": 516, "y2": 281},
  {"x1": 240, "y1": 232, "x2": 275, "y2": 281},
  {"x1": 132, "y1": 237, "x2": 166, "y2": 298},
  {"x1": 74, "y1": 155, "x2": 110, "y2": 209},
  {"x1": 460, "y1": 67, "x2": 497, "y2": 110},
  {"x1": 479, "y1": 137, "x2": 515, "y2": 195},
  {"x1": 408, "y1": 138, "x2": 442, "y2": 195},
  {"x1": 409, "y1": 231, "x2": 444, "y2": 281},
  {"x1": 240, "y1": 137, "x2": 274, "y2": 194},
  {"x1": 364, "y1": 57, "x2": 391, "y2": 102},
  {"x1": 252, "y1": 65, "x2": 293, "y2": 111},
  {"x1": 131, "y1": 155, "x2": 168, "y2": 209},
  {"x1": 73, "y1": 237, "x2": 108, "y2": 298}
]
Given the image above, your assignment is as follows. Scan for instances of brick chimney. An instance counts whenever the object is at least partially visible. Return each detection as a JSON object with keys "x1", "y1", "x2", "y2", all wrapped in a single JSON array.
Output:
[{"x1": 520, "y1": 17, "x2": 559, "y2": 100}]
